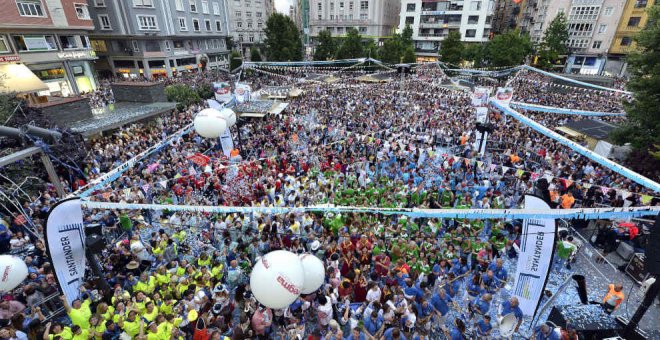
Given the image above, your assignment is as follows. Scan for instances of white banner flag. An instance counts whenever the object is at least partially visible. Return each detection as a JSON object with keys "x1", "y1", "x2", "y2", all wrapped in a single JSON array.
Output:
[
  {"x1": 512, "y1": 195, "x2": 556, "y2": 317},
  {"x1": 234, "y1": 83, "x2": 251, "y2": 103},
  {"x1": 494, "y1": 87, "x2": 514, "y2": 105},
  {"x1": 220, "y1": 128, "x2": 234, "y2": 157},
  {"x1": 45, "y1": 198, "x2": 86, "y2": 304},
  {"x1": 213, "y1": 82, "x2": 232, "y2": 103}
]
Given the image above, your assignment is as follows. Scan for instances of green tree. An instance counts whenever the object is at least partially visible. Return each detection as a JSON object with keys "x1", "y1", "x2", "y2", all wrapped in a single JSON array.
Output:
[
  {"x1": 229, "y1": 50, "x2": 242, "y2": 72},
  {"x1": 165, "y1": 84, "x2": 201, "y2": 111},
  {"x1": 611, "y1": 5, "x2": 660, "y2": 152},
  {"x1": 402, "y1": 46, "x2": 416, "y2": 63},
  {"x1": 196, "y1": 83, "x2": 214, "y2": 99},
  {"x1": 484, "y1": 30, "x2": 532, "y2": 66},
  {"x1": 365, "y1": 39, "x2": 379, "y2": 59},
  {"x1": 336, "y1": 28, "x2": 364, "y2": 59},
  {"x1": 379, "y1": 35, "x2": 403, "y2": 64},
  {"x1": 314, "y1": 30, "x2": 336, "y2": 61},
  {"x1": 250, "y1": 47, "x2": 263, "y2": 61},
  {"x1": 462, "y1": 43, "x2": 486, "y2": 67},
  {"x1": 439, "y1": 31, "x2": 464, "y2": 66},
  {"x1": 537, "y1": 13, "x2": 569, "y2": 69},
  {"x1": 264, "y1": 13, "x2": 303, "y2": 61},
  {"x1": 401, "y1": 24, "x2": 414, "y2": 47}
]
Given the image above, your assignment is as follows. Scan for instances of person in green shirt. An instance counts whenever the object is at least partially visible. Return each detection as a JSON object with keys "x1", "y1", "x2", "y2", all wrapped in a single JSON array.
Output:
[
  {"x1": 489, "y1": 233, "x2": 507, "y2": 256},
  {"x1": 70, "y1": 325, "x2": 89, "y2": 340},
  {"x1": 61, "y1": 293, "x2": 92, "y2": 329},
  {"x1": 118, "y1": 310, "x2": 141, "y2": 338},
  {"x1": 555, "y1": 237, "x2": 576, "y2": 274},
  {"x1": 119, "y1": 211, "x2": 133, "y2": 238}
]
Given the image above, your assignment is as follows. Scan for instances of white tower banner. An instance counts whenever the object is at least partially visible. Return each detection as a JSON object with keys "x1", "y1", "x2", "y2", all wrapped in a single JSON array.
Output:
[
  {"x1": 45, "y1": 198, "x2": 86, "y2": 304},
  {"x1": 512, "y1": 195, "x2": 557, "y2": 317}
]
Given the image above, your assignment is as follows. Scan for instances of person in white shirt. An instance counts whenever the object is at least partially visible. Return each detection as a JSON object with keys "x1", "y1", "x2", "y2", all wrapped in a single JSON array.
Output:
[{"x1": 366, "y1": 282, "x2": 382, "y2": 304}]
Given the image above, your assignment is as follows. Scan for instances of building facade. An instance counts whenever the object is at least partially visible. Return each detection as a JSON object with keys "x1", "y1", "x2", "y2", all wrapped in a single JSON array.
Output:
[
  {"x1": 0, "y1": 0, "x2": 98, "y2": 96},
  {"x1": 492, "y1": 0, "x2": 527, "y2": 34},
  {"x1": 399, "y1": 0, "x2": 496, "y2": 61},
  {"x1": 225, "y1": 0, "x2": 274, "y2": 57},
  {"x1": 605, "y1": 0, "x2": 655, "y2": 75},
  {"x1": 308, "y1": 0, "x2": 400, "y2": 40},
  {"x1": 86, "y1": 0, "x2": 230, "y2": 79}
]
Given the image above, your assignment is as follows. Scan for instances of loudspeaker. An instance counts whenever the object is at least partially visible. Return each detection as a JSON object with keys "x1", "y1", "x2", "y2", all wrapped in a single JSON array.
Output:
[
  {"x1": 548, "y1": 305, "x2": 621, "y2": 339},
  {"x1": 645, "y1": 215, "x2": 660, "y2": 275},
  {"x1": 85, "y1": 233, "x2": 106, "y2": 253}
]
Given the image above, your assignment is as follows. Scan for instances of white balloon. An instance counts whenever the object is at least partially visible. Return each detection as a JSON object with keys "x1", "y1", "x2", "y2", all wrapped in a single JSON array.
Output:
[
  {"x1": 250, "y1": 250, "x2": 304, "y2": 309},
  {"x1": 0, "y1": 255, "x2": 28, "y2": 292},
  {"x1": 299, "y1": 254, "x2": 325, "y2": 294},
  {"x1": 194, "y1": 108, "x2": 227, "y2": 138},
  {"x1": 218, "y1": 108, "x2": 237, "y2": 127}
]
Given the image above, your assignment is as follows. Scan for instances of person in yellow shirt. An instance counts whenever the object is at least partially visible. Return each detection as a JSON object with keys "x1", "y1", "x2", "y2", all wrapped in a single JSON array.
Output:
[
  {"x1": 197, "y1": 252, "x2": 212, "y2": 268},
  {"x1": 118, "y1": 310, "x2": 141, "y2": 338},
  {"x1": 61, "y1": 294, "x2": 92, "y2": 329},
  {"x1": 132, "y1": 292, "x2": 151, "y2": 314},
  {"x1": 155, "y1": 266, "x2": 171, "y2": 286},
  {"x1": 96, "y1": 302, "x2": 115, "y2": 322},
  {"x1": 134, "y1": 273, "x2": 157, "y2": 295},
  {"x1": 42, "y1": 322, "x2": 73, "y2": 340},
  {"x1": 142, "y1": 301, "x2": 159, "y2": 322},
  {"x1": 88, "y1": 315, "x2": 106, "y2": 339},
  {"x1": 70, "y1": 325, "x2": 89, "y2": 340},
  {"x1": 211, "y1": 261, "x2": 224, "y2": 281}
]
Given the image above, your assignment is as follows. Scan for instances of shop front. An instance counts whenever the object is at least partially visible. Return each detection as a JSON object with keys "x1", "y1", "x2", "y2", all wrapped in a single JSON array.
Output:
[{"x1": 25, "y1": 50, "x2": 98, "y2": 97}]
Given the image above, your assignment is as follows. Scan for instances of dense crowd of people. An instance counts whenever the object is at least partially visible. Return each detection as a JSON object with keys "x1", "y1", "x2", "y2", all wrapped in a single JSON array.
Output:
[{"x1": 0, "y1": 64, "x2": 655, "y2": 340}]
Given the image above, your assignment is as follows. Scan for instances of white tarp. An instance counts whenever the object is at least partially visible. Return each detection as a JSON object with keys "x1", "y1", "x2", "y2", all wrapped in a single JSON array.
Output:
[{"x1": 45, "y1": 198, "x2": 86, "y2": 304}]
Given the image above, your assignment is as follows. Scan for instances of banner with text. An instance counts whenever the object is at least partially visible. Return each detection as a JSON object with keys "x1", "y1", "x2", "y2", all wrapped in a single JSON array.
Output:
[
  {"x1": 213, "y1": 82, "x2": 232, "y2": 103},
  {"x1": 512, "y1": 195, "x2": 556, "y2": 318},
  {"x1": 45, "y1": 198, "x2": 86, "y2": 304}
]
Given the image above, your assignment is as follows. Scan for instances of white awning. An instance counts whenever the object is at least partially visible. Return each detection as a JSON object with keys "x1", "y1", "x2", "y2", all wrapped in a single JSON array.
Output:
[{"x1": 0, "y1": 63, "x2": 48, "y2": 94}]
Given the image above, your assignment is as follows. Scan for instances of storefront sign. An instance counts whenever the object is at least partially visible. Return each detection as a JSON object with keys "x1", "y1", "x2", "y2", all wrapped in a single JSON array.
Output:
[
  {"x1": 57, "y1": 51, "x2": 95, "y2": 60},
  {"x1": 0, "y1": 55, "x2": 20, "y2": 62}
]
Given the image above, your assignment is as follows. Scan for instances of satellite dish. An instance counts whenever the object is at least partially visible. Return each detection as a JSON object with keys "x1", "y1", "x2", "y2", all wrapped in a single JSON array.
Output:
[{"x1": 499, "y1": 313, "x2": 517, "y2": 338}]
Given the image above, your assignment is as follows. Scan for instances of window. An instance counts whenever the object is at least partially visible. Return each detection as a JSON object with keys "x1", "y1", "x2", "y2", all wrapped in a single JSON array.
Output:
[
  {"x1": 205, "y1": 19, "x2": 211, "y2": 31},
  {"x1": 246, "y1": 11, "x2": 252, "y2": 17},
  {"x1": 13, "y1": 35, "x2": 57, "y2": 51},
  {"x1": 179, "y1": 18, "x2": 187, "y2": 30},
  {"x1": 257, "y1": 22, "x2": 262, "y2": 28},
  {"x1": 98, "y1": 14, "x2": 112, "y2": 30},
  {"x1": 337, "y1": 27, "x2": 343, "y2": 33},
  {"x1": 317, "y1": 3, "x2": 321, "y2": 10},
  {"x1": 339, "y1": 2, "x2": 344, "y2": 9},
  {"x1": 239, "y1": 34, "x2": 244, "y2": 41},
  {"x1": 469, "y1": 1, "x2": 481, "y2": 11},
  {"x1": 635, "y1": 0, "x2": 648, "y2": 8},
  {"x1": 349, "y1": 1, "x2": 353, "y2": 10},
  {"x1": 16, "y1": 0, "x2": 46, "y2": 17},
  {"x1": 59, "y1": 35, "x2": 79, "y2": 49},
  {"x1": 598, "y1": 24, "x2": 607, "y2": 33},
  {"x1": 165, "y1": 41, "x2": 171, "y2": 51},
  {"x1": 190, "y1": 0, "x2": 197, "y2": 12},
  {"x1": 405, "y1": 16, "x2": 414, "y2": 25},
  {"x1": 0, "y1": 36, "x2": 11, "y2": 53},
  {"x1": 359, "y1": 13, "x2": 367, "y2": 19},
  {"x1": 173, "y1": 40, "x2": 184, "y2": 49},
  {"x1": 247, "y1": 22, "x2": 252, "y2": 28},
  {"x1": 213, "y1": 2, "x2": 220, "y2": 15},
  {"x1": 620, "y1": 36, "x2": 632, "y2": 46},
  {"x1": 202, "y1": 0, "x2": 209, "y2": 13},
  {"x1": 592, "y1": 40, "x2": 601, "y2": 49},
  {"x1": 569, "y1": 6, "x2": 600, "y2": 22},
  {"x1": 175, "y1": 0, "x2": 183, "y2": 10},
  {"x1": 256, "y1": 12, "x2": 262, "y2": 17},
  {"x1": 94, "y1": 0, "x2": 105, "y2": 7},
  {"x1": 360, "y1": 1, "x2": 368, "y2": 10},
  {"x1": 216, "y1": 21, "x2": 222, "y2": 31},
  {"x1": 237, "y1": 21, "x2": 242, "y2": 28},
  {"x1": 132, "y1": 40, "x2": 139, "y2": 52},
  {"x1": 330, "y1": 14, "x2": 334, "y2": 20},
  {"x1": 133, "y1": 0, "x2": 154, "y2": 7},
  {"x1": 317, "y1": 14, "x2": 322, "y2": 20},
  {"x1": 193, "y1": 19, "x2": 200, "y2": 31},
  {"x1": 627, "y1": 17, "x2": 641, "y2": 27},
  {"x1": 465, "y1": 29, "x2": 476, "y2": 37},
  {"x1": 603, "y1": 7, "x2": 613, "y2": 16},
  {"x1": 468, "y1": 15, "x2": 479, "y2": 24},
  {"x1": 74, "y1": 3, "x2": 90, "y2": 19},
  {"x1": 330, "y1": 3, "x2": 334, "y2": 10},
  {"x1": 249, "y1": 35, "x2": 254, "y2": 42},
  {"x1": 137, "y1": 15, "x2": 158, "y2": 30},
  {"x1": 245, "y1": 1, "x2": 250, "y2": 6},
  {"x1": 406, "y1": 3, "x2": 415, "y2": 11},
  {"x1": 90, "y1": 39, "x2": 107, "y2": 52},
  {"x1": 359, "y1": 26, "x2": 367, "y2": 33},
  {"x1": 236, "y1": 11, "x2": 241, "y2": 16}
]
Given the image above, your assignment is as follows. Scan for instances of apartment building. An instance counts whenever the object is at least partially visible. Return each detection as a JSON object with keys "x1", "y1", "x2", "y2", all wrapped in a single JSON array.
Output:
[
  {"x1": 86, "y1": 0, "x2": 230, "y2": 79},
  {"x1": 308, "y1": 0, "x2": 400, "y2": 40},
  {"x1": 399, "y1": 0, "x2": 496, "y2": 62},
  {"x1": 226, "y1": 0, "x2": 274, "y2": 57},
  {"x1": 0, "y1": 0, "x2": 98, "y2": 96},
  {"x1": 606, "y1": 0, "x2": 655, "y2": 73}
]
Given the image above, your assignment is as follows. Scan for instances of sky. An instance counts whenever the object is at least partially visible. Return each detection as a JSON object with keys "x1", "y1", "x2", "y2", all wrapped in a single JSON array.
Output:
[{"x1": 275, "y1": 0, "x2": 291, "y2": 14}]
